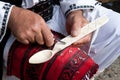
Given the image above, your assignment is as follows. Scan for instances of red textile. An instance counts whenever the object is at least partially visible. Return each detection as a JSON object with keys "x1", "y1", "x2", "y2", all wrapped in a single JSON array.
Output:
[{"x1": 7, "y1": 31, "x2": 98, "y2": 80}]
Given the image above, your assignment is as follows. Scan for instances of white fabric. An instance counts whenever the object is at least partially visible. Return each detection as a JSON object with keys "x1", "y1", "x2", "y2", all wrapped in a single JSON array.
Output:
[
  {"x1": 60, "y1": 0, "x2": 99, "y2": 15},
  {"x1": 88, "y1": 5, "x2": 120, "y2": 71},
  {"x1": 0, "y1": 0, "x2": 98, "y2": 41},
  {"x1": 0, "y1": 1, "x2": 6, "y2": 41},
  {"x1": 2, "y1": 0, "x2": 120, "y2": 80},
  {"x1": 0, "y1": 1, "x2": 13, "y2": 41},
  {"x1": 22, "y1": 0, "x2": 39, "y2": 8}
]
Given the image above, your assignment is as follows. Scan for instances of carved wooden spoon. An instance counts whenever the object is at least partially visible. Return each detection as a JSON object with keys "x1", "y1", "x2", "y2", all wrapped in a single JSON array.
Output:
[{"x1": 29, "y1": 16, "x2": 109, "y2": 64}]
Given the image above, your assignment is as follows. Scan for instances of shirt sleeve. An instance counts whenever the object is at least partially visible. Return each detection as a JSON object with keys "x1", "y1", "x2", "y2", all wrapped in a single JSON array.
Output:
[
  {"x1": 0, "y1": 1, "x2": 13, "y2": 42},
  {"x1": 60, "y1": 0, "x2": 101, "y2": 16}
]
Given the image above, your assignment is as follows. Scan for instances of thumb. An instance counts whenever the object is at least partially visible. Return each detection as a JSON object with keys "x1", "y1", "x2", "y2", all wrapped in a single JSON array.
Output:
[
  {"x1": 70, "y1": 21, "x2": 81, "y2": 37},
  {"x1": 72, "y1": 33, "x2": 92, "y2": 46}
]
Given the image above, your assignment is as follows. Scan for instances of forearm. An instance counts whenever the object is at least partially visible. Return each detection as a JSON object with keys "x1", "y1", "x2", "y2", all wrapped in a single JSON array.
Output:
[{"x1": 0, "y1": 1, "x2": 13, "y2": 42}]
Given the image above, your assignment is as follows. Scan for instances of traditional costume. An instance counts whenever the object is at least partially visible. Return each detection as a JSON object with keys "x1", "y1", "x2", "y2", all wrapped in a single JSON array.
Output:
[{"x1": 0, "y1": 0, "x2": 120, "y2": 80}]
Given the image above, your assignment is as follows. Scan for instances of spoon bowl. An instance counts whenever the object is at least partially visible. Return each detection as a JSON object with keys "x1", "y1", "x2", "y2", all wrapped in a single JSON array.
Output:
[{"x1": 29, "y1": 50, "x2": 53, "y2": 64}]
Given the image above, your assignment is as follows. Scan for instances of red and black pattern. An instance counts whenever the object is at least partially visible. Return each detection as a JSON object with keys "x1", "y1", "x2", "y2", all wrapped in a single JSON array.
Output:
[{"x1": 7, "y1": 31, "x2": 98, "y2": 80}]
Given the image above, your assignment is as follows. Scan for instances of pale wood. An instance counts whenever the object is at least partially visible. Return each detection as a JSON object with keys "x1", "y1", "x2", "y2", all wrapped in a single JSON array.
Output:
[{"x1": 29, "y1": 16, "x2": 109, "y2": 64}]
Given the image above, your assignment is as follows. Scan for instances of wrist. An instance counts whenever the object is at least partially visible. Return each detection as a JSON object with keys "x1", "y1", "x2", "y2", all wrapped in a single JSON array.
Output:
[
  {"x1": 66, "y1": 10, "x2": 83, "y2": 18},
  {"x1": 8, "y1": 6, "x2": 16, "y2": 29},
  {"x1": 8, "y1": 6, "x2": 23, "y2": 29}
]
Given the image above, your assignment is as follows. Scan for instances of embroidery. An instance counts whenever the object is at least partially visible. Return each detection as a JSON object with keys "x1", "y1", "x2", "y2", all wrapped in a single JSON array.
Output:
[
  {"x1": 65, "y1": 4, "x2": 94, "y2": 16},
  {"x1": 65, "y1": 1, "x2": 101, "y2": 16},
  {"x1": 7, "y1": 32, "x2": 98, "y2": 80},
  {"x1": 58, "y1": 50, "x2": 98, "y2": 80},
  {"x1": 28, "y1": 0, "x2": 53, "y2": 22},
  {"x1": 0, "y1": 3, "x2": 12, "y2": 40},
  {"x1": 95, "y1": 1, "x2": 102, "y2": 5},
  {"x1": 58, "y1": 50, "x2": 89, "y2": 80}
]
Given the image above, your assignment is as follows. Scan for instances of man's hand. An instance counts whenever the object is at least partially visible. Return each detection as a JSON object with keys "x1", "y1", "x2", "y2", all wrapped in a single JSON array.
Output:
[
  {"x1": 8, "y1": 6, "x2": 54, "y2": 47},
  {"x1": 66, "y1": 10, "x2": 92, "y2": 46}
]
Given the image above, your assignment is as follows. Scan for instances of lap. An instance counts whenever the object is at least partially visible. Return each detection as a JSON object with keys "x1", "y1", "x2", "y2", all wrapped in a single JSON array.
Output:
[
  {"x1": 3, "y1": 31, "x2": 98, "y2": 80},
  {"x1": 3, "y1": 5, "x2": 120, "y2": 79},
  {"x1": 89, "y1": 5, "x2": 120, "y2": 70}
]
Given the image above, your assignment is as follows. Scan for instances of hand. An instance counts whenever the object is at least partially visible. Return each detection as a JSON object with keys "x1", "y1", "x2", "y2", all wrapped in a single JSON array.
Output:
[
  {"x1": 8, "y1": 6, "x2": 54, "y2": 47},
  {"x1": 66, "y1": 10, "x2": 92, "y2": 46}
]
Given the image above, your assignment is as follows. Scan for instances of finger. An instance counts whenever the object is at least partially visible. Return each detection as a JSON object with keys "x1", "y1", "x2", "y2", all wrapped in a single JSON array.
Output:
[
  {"x1": 66, "y1": 23, "x2": 71, "y2": 35},
  {"x1": 15, "y1": 33, "x2": 30, "y2": 44},
  {"x1": 73, "y1": 34, "x2": 92, "y2": 46},
  {"x1": 29, "y1": 36, "x2": 35, "y2": 43},
  {"x1": 35, "y1": 32, "x2": 44, "y2": 45},
  {"x1": 21, "y1": 39, "x2": 29, "y2": 44},
  {"x1": 17, "y1": 38, "x2": 29, "y2": 44},
  {"x1": 26, "y1": 31, "x2": 35, "y2": 43},
  {"x1": 41, "y1": 25, "x2": 54, "y2": 47},
  {"x1": 73, "y1": 38, "x2": 87, "y2": 45},
  {"x1": 70, "y1": 16, "x2": 89, "y2": 37},
  {"x1": 70, "y1": 19, "x2": 82, "y2": 37},
  {"x1": 66, "y1": 18, "x2": 72, "y2": 35}
]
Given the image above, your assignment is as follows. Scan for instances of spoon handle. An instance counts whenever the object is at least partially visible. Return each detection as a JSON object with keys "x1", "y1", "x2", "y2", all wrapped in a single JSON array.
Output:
[{"x1": 52, "y1": 16, "x2": 109, "y2": 53}]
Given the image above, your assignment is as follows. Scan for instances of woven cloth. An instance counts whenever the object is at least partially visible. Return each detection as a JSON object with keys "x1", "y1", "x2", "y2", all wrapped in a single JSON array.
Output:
[{"x1": 7, "y1": 31, "x2": 98, "y2": 80}]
